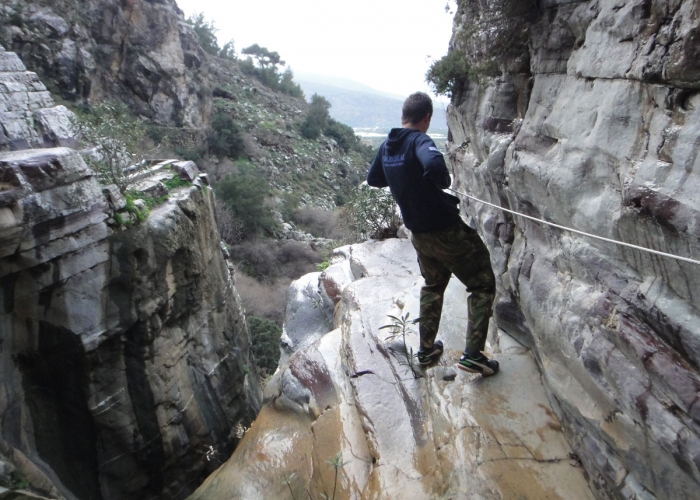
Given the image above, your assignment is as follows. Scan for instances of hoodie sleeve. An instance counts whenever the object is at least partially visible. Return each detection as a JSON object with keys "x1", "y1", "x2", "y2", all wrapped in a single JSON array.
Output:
[
  {"x1": 366, "y1": 144, "x2": 388, "y2": 187},
  {"x1": 416, "y1": 136, "x2": 451, "y2": 189}
]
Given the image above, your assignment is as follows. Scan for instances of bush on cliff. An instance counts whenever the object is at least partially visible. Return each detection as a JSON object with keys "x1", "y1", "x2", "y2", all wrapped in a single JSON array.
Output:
[
  {"x1": 427, "y1": 0, "x2": 538, "y2": 96},
  {"x1": 426, "y1": 48, "x2": 470, "y2": 97},
  {"x1": 73, "y1": 102, "x2": 152, "y2": 193},
  {"x1": 248, "y1": 316, "x2": 282, "y2": 376},
  {"x1": 187, "y1": 13, "x2": 219, "y2": 55}
]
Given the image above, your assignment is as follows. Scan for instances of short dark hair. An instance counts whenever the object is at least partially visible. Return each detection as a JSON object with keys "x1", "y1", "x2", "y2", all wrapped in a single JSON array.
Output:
[{"x1": 401, "y1": 92, "x2": 433, "y2": 124}]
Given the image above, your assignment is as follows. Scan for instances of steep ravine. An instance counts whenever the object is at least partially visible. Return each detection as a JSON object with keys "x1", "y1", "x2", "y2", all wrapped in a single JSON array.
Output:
[
  {"x1": 0, "y1": 46, "x2": 261, "y2": 499},
  {"x1": 190, "y1": 2, "x2": 699, "y2": 500},
  {"x1": 446, "y1": 1, "x2": 700, "y2": 499}
]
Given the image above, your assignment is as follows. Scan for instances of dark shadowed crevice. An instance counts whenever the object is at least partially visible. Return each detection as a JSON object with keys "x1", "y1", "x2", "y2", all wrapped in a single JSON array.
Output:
[
  {"x1": 124, "y1": 323, "x2": 166, "y2": 497},
  {"x1": 18, "y1": 321, "x2": 103, "y2": 500}
]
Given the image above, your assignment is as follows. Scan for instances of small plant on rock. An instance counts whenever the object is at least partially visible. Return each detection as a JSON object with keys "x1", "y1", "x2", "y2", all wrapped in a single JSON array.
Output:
[
  {"x1": 380, "y1": 313, "x2": 423, "y2": 379},
  {"x1": 279, "y1": 452, "x2": 349, "y2": 500},
  {"x1": 323, "y1": 452, "x2": 349, "y2": 500}
]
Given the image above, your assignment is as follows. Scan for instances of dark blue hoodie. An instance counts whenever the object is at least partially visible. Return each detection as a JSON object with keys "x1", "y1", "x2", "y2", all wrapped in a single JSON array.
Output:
[{"x1": 367, "y1": 128, "x2": 461, "y2": 233}]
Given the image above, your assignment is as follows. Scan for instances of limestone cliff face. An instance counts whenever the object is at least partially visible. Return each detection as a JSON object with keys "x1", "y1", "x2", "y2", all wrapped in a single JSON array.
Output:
[
  {"x1": 0, "y1": 0, "x2": 211, "y2": 127},
  {"x1": 445, "y1": 1, "x2": 700, "y2": 498},
  {"x1": 0, "y1": 47, "x2": 261, "y2": 499}
]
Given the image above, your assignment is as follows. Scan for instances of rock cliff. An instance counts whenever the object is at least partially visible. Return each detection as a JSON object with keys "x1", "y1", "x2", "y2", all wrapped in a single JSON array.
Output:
[
  {"x1": 0, "y1": 0, "x2": 210, "y2": 127},
  {"x1": 0, "y1": 46, "x2": 261, "y2": 499},
  {"x1": 189, "y1": 2, "x2": 699, "y2": 499},
  {"x1": 445, "y1": 1, "x2": 700, "y2": 499}
]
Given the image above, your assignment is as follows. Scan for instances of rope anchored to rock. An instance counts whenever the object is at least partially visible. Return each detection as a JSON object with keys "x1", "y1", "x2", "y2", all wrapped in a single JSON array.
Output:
[{"x1": 448, "y1": 188, "x2": 700, "y2": 266}]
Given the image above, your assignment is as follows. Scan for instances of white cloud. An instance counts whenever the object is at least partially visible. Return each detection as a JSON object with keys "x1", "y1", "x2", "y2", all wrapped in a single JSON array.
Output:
[{"x1": 175, "y1": 0, "x2": 454, "y2": 100}]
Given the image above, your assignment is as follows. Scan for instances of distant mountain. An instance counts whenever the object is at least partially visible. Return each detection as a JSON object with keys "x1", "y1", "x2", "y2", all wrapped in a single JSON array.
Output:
[{"x1": 295, "y1": 74, "x2": 448, "y2": 133}]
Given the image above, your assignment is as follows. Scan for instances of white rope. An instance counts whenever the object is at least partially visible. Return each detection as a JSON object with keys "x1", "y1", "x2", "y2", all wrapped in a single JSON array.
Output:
[{"x1": 448, "y1": 188, "x2": 700, "y2": 266}]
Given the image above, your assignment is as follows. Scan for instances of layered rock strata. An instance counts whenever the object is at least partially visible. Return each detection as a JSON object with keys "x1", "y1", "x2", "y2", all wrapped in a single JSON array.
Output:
[
  {"x1": 0, "y1": 46, "x2": 261, "y2": 499},
  {"x1": 0, "y1": 44, "x2": 74, "y2": 151},
  {"x1": 190, "y1": 238, "x2": 594, "y2": 500},
  {"x1": 445, "y1": 1, "x2": 700, "y2": 498}
]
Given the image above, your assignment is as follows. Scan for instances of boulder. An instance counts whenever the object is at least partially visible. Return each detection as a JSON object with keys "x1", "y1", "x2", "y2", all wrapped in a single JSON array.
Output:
[
  {"x1": 172, "y1": 160, "x2": 200, "y2": 182},
  {"x1": 190, "y1": 238, "x2": 593, "y2": 500}
]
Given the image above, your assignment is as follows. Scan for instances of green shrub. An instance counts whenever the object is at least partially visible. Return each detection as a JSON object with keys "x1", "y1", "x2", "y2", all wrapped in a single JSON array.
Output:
[
  {"x1": 340, "y1": 184, "x2": 402, "y2": 240},
  {"x1": 427, "y1": 0, "x2": 538, "y2": 97},
  {"x1": 186, "y1": 13, "x2": 219, "y2": 55},
  {"x1": 238, "y1": 45, "x2": 303, "y2": 97},
  {"x1": 208, "y1": 112, "x2": 245, "y2": 159},
  {"x1": 426, "y1": 49, "x2": 470, "y2": 98},
  {"x1": 215, "y1": 173, "x2": 278, "y2": 237},
  {"x1": 163, "y1": 174, "x2": 192, "y2": 190},
  {"x1": 279, "y1": 68, "x2": 304, "y2": 98},
  {"x1": 248, "y1": 316, "x2": 282, "y2": 376},
  {"x1": 281, "y1": 191, "x2": 302, "y2": 221},
  {"x1": 300, "y1": 93, "x2": 331, "y2": 139}
]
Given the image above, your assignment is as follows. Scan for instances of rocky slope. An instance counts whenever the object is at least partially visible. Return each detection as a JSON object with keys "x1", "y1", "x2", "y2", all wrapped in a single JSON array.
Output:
[
  {"x1": 0, "y1": 47, "x2": 261, "y2": 499},
  {"x1": 445, "y1": 1, "x2": 700, "y2": 499},
  {"x1": 0, "y1": 0, "x2": 369, "y2": 210},
  {"x1": 0, "y1": 0, "x2": 210, "y2": 127},
  {"x1": 190, "y1": 238, "x2": 593, "y2": 500}
]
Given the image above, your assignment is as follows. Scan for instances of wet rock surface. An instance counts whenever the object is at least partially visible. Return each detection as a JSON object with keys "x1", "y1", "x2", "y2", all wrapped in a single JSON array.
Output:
[
  {"x1": 446, "y1": 1, "x2": 700, "y2": 498},
  {"x1": 190, "y1": 238, "x2": 593, "y2": 500}
]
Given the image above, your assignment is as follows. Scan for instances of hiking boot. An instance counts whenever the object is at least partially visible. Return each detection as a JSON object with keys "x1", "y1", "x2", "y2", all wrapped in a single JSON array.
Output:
[
  {"x1": 416, "y1": 340, "x2": 444, "y2": 366},
  {"x1": 458, "y1": 352, "x2": 499, "y2": 376}
]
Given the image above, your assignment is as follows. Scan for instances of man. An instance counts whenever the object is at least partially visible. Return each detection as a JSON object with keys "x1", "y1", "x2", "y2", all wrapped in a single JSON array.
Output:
[{"x1": 366, "y1": 92, "x2": 499, "y2": 376}]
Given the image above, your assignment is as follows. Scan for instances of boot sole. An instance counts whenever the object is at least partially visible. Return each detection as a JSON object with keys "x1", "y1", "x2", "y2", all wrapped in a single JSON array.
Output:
[
  {"x1": 457, "y1": 361, "x2": 496, "y2": 376},
  {"x1": 417, "y1": 348, "x2": 443, "y2": 366}
]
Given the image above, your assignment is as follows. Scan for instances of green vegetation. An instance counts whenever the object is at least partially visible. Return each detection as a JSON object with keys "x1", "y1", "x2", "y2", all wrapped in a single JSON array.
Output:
[
  {"x1": 124, "y1": 192, "x2": 149, "y2": 223},
  {"x1": 300, "y1": 94, "x2": 373, "y2": 157},
  {"x1": 0, "y1": 469, "x2": 29, "y2": 491},
  {"x1": 281, "y1": 452, "x2": 349, "y2": 500},
  {"x1": 163, "y1": 174, "x2": 192, "y2": 191},
  {"x1": 340, "y1": 184, "x2": 402, "y2": 240},
  {"x1": 427, "y1": 0, "x2": 538, "y2": 96},
  {"x1": 186, "y1": 13, "x2": 236, "y2": 59},
  {"x1": 72, "y1": 102, "x2": 151, "y2": 193},
  {"x1": 300, "y1": 94, "x2": 331, "y2": 139},
  {"x1": 215, "y1": 172, "x2": 278, "y2": 238},
  {"x1": 208, "y1": 111, "x2": 245, "y2": 159},
  {"x1": 187, "y1": 13, "x2": 219, "y2": 55},
  {"x1": 248, "y1": 316, "x2": 282, "y2": 376},
  {"x1": 380, "y1": 313, "x2": 422, "y2": 379},
  {"x1": 240, "y1": 44, "x2": 303, "y2": 97},
  {"x1": 426, "y1": 48, "x2": 470, "y2": 98}
]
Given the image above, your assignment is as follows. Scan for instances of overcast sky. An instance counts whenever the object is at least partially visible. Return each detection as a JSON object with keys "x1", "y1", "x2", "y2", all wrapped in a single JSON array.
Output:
[{"x1": 175, "y1": 0, "x2": 455, "y2": 100}]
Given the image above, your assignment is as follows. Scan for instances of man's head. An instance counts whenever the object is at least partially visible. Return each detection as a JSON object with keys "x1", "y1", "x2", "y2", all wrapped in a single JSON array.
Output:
[{"x1": 402, "y1": 92, "x2": 433, "y2": 133}]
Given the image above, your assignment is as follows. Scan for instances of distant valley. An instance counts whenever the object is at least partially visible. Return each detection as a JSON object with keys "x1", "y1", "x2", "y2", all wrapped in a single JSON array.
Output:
[{"x1": 296, "y1": 73, "x2": 449, "y2": 136}]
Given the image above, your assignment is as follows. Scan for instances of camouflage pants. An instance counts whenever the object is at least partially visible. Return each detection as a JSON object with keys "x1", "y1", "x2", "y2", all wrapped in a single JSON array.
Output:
[{"x1": 410, "y1": 221, "x2": 495, "y2": 353}]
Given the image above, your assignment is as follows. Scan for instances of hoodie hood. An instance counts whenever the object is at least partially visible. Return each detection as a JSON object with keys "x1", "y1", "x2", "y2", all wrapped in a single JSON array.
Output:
[{"x1": 385, "y1": 128, "x2": 421, "y2": 155}]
